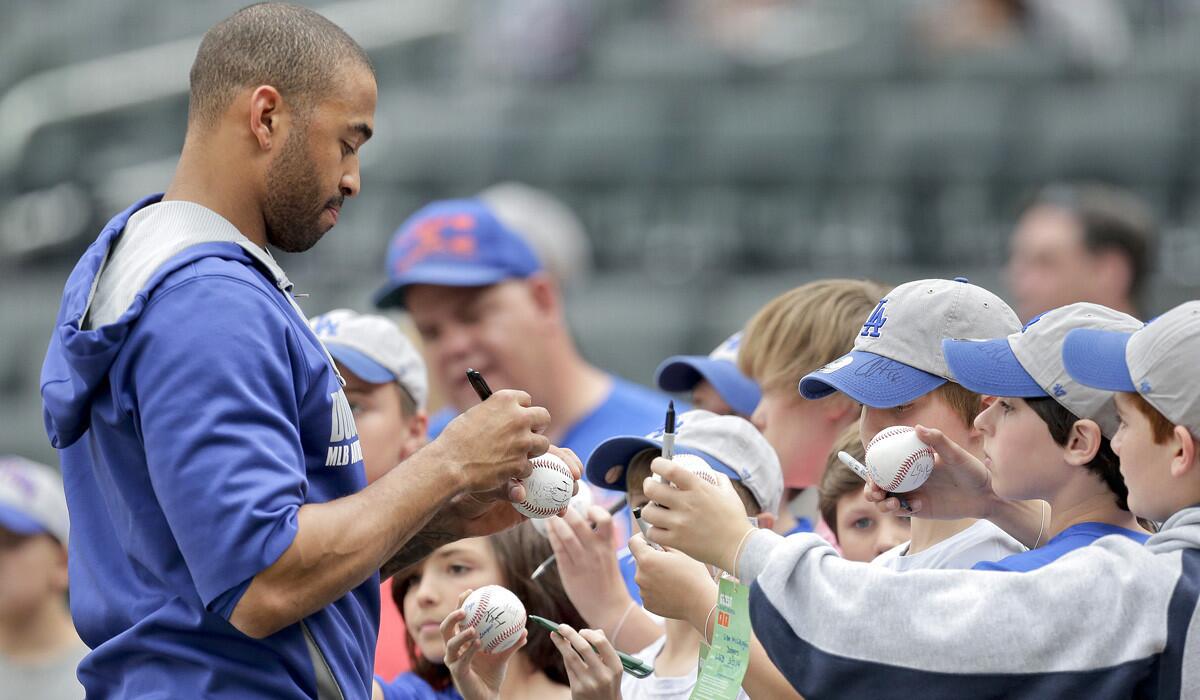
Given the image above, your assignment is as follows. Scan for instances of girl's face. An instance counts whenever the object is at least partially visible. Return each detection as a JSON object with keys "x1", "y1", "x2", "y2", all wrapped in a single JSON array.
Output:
[
  {"x1": 974, "y1": 396, "x2": 1067, "y2": 501},
  {"x1": 401, "y1": 537, "x2": 504, "y2": 662},
  {"x1": 834, "y1": 490, "x2": 911, "y2": 563}
]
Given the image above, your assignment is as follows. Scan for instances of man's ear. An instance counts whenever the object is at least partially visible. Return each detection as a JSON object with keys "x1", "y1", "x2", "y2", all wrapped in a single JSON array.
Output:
[
  {"x1": 248, "y1": 85, "x2": 284, "y2": 150},
  {"x1": 1170, "y1": 425, "x2": 1198, "y2": 479},
  {"x1": 526, "y1": 273, "x2": 562, "y2": 319},
  {"x1": 1092, "y1": 248, "x2": 1134, "y2": 302},
  {"x1": 1064, "y1": 419, "x2": 1103, "y2": 466}
]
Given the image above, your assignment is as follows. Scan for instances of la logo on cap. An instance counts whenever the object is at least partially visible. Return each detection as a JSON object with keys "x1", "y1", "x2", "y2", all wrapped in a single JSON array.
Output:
[{"x1": 861, "y1": 299, "x2": 888, "y2": 338}]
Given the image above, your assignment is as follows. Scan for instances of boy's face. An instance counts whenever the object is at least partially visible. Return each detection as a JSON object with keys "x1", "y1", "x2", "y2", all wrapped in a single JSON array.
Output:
[
  {"x1": 860, "y1": 389, "x2": 979, "y2": 458},
  {"x1": 340, "y1": 364, "x2": 428, "y2": 484},
  {"x1": 753, "y1": 387, "x2": 847, "y2": 489},
  {"x1": 834, "y1": 490, "x2": 911, "y2": 563},
  {"x1": 691, "y1": 379, "x2": 737, "y2": 417},
  {"x1": 0, "y1": 528, "x2": 66, "y2": 621},
  {"x1": 1111, "y1": 393, "x2": 1181, "y2": 522},
  {"x1": 974, "y1": 396, "x2": 1067, "y2": 501}
]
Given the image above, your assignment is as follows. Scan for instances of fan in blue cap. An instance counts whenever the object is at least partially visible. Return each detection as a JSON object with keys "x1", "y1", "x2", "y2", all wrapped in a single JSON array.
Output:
[{"x1": 655, "y1": 332, "x2": 761, "y2": 418}]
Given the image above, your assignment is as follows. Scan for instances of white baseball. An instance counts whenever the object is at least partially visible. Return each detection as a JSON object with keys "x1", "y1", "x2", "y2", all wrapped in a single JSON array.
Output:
[
  {"x1": 459, "y1": 585, "x2": 526, "y2": 654},
  {"x1": 531, "y1": 480, "x2": 593, "y2": 537},
  {"x1": 672, "y1": 453, "x2": 722, "y2": 487},
  {"x1": 865, "y1": 426, "x2": 935, "y2": 493},
  {"x1": 513, "y1": 453, "x2": 575, "y2": 519}
]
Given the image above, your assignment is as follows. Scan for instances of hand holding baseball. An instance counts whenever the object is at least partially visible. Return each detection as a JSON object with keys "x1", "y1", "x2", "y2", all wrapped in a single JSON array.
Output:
[
  {"x1": 441, "y1": 589, "x2": 527, "y2": 700},
  {"x1": 437, "y1": 389, "x2": 551, "y2": 495},
  {"x1": 640, "y1": 457, "x2": 752, "y2": 572},
  {"x1": 865, "y1": 425, "x2": 997, "y2": 520}
]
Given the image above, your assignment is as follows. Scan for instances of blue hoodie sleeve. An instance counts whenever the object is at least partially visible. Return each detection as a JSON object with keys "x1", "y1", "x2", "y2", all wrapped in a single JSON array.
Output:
[{"x1": 124, "y1": 274, "x2": 309, "y2": 615}]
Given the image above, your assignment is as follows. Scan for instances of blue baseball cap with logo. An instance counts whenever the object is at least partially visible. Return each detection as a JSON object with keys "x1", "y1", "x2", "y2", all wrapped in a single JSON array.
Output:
[
  {"x1": 654, "y1": 332, "x2": 761, "y2": 416},
  {"x1": 942, "y1": 303, "x2": 1141, "y2": 438},
  {"x1": 798, "y1": 278, "x2": 1021, "y2": 408},
  {"x1": 374, "y1": 199, "x2": 543, "y2": 309}
]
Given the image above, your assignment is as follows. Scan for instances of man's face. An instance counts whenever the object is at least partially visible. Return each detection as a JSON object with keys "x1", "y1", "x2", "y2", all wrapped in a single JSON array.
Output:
[
  {"x1": 407, "y1": 281, "x2": 548, "y2": 410},
  {"x1": 0, "y1": 527, "x2": 66, "y2": 621},
  {"x1": 340, "y1": 363, "x2": 427, "y2": 484},
  {"x1": 1007, "y1": 205, "x2": 1094, "y2": 321},
  {"x1": 264, "y1": 64, "x2": 376, "y2": 252}
]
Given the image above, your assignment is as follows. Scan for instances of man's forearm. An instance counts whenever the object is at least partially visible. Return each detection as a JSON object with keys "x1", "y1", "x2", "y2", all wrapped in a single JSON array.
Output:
[
  {"x1": 230, "y1": 442, "x2": 461, "y2": 637},
  {"x1": 379, "y1": 513, "x2": 461, "y2": 581}
]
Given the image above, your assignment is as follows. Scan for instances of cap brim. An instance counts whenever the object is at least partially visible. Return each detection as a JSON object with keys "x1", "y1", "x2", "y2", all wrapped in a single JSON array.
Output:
[
  {"x1": 326, "y1": 344, "x2": 396, "y2": 384},
  {"x1": 1062, "y1": 328, "x2": 1136, "y2": 392},
  {"x1": 942, "y1": 338, "x2": 1047, "y2": 398},
  {"x1": 373, "y1": 264, "x2": 518, "y2": 309},
  {"x1": 585, "y1": 436, "x2": 743, "y2": 493},
  {"x1": 654, "y1": 357, "x2": 761, "y2": 416},
  {"x1": 799, "y1": 350, "x2": 946, "y2": 408},
  {"x1": 585, "y1": 437, "x2": 662, "y2": 492},
  {"x1": 0, "y1": 504, "x2": 46, "y2": 537}
]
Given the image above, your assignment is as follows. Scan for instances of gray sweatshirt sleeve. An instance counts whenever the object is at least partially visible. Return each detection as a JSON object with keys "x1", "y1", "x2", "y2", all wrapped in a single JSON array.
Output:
[{"x1": 737, "y1": 528, "x2": 1188, "y2": 699}]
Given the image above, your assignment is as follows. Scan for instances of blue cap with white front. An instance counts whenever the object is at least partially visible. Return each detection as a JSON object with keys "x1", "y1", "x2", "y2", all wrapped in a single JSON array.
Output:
[
  {"x1": 944, "y1": 303, "x2": 1141, "y2": 437},
  {"x1": 374, "y1": 199, "x2": 543, "y2": 309},
  {"x1": 655, "y1": 332, "x2": 761, "y2": 416},
  {"x1": 799, "y1": 278, "x2": 1021, "y2": 408},
  {"x1": 1064, "y1": 301, "x2": 1200, "y2": 437}
]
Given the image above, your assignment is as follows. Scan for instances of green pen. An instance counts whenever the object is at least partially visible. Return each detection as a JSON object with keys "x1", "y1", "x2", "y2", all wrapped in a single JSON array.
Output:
[{"x1": 528, "y1": 614, "x2": 654, "y2": 679}]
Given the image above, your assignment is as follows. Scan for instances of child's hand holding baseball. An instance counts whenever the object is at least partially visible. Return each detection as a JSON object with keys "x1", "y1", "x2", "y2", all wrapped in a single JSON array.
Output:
[{"x1": 639, "y1": 457, "x2": 752, "y2": 573}]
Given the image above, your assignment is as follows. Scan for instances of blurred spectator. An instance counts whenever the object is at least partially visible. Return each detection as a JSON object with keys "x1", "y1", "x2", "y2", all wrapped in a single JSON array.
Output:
[
  {"x1": 1007, "y1": 183, "x2": 1157, "y2": 321},
  {"x1": 478, "y1": 182, "x2": 594, "y2": 291},
  {"x1": 0, "y1": 456, "x2": 86, "y2": 700},
  {"x1": 914, "y1": 0, "x2": 1133, "y2": 72},
  {"x1": 466, "y1": 0, "x2": 595, "y2": 80}
]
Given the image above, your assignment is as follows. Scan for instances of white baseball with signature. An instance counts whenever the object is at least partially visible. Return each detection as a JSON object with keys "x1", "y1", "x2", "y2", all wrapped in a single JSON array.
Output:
[
  {"x1": 531, "y1": 479, "x2": 593, "y2": 536},
  {"x1": 459, "y1": 585, "x2": 526, "y2": 654},
  {"x1": 865, "y1": 426, "x2": 935, "y2": 493},
  {"x1": 513, "y1": 453, "x2": 575, "y2": 519}
]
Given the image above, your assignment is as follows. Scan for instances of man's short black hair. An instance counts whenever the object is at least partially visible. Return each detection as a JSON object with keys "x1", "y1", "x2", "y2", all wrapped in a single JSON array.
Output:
[
  {"x1": 1028, "y1": 183, "x2": 1157, "y2": 299},
  {"x1": 188, "y1": 2, "x2": 373, "y2": 128}
]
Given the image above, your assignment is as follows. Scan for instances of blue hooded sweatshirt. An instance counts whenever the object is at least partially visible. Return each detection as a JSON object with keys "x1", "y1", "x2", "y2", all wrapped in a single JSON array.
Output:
[{"x1": 41, "y1": 195, "x2": 377, "y2": 699}]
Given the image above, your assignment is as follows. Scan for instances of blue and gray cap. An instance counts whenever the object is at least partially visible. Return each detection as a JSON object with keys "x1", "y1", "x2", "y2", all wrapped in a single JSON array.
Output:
[
  {"x1": 943, "y1": 303, "x2": 1141, "y2": 438},
  {"x1": 799, "y1": 278, "x2": 1021, "y2": 408},
  {"x1": 1063, "y1": 301, "x2": 1200, "y2": 437}
]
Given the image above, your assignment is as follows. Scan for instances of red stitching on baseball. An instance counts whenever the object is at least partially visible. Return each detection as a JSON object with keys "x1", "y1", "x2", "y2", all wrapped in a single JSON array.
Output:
[
  {"x1": 485, "y1": 612, "x2": 525, "y2": 652},
  {"x1": 519, "y1": 456, "x2": 573, "y2": 516},
  {"x1": 467, "y1": 591, "x2": 490, "y2": 630},
  {"x1": 885, "y1": 446, "x2": 934, "y2": 492},
  {"x1": 868, "y1": 426, "x2": 913, "y2": 451}
]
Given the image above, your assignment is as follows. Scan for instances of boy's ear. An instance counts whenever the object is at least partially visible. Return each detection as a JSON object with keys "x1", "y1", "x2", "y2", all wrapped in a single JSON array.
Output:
[
  {"x1": 1064, "y1": 420, "x2": 1103, "y2": 466},
  {"x1": 1170, "y1": 425, "x2": 1198, "y2": 479},
  {"x1": 755, "y1": 512, "x2": 776, "y2": 531}
]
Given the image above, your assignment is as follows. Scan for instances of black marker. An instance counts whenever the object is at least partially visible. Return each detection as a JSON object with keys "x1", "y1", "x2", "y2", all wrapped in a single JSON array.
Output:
[{"x1": 466, "y1": 368, "x2": 492, "y2": 401}]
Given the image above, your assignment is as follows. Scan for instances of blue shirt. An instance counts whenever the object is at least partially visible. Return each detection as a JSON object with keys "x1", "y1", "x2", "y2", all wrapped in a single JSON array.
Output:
[
  {"x1": 378, "y1": 674, "x2": 462, "y2": 700},
  {"x1": 973, "y1": 522, "x2": 1150, "y2": 572},
  {"x1": 41, "y1": 197, "x2": 378, "y2": 699}
]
